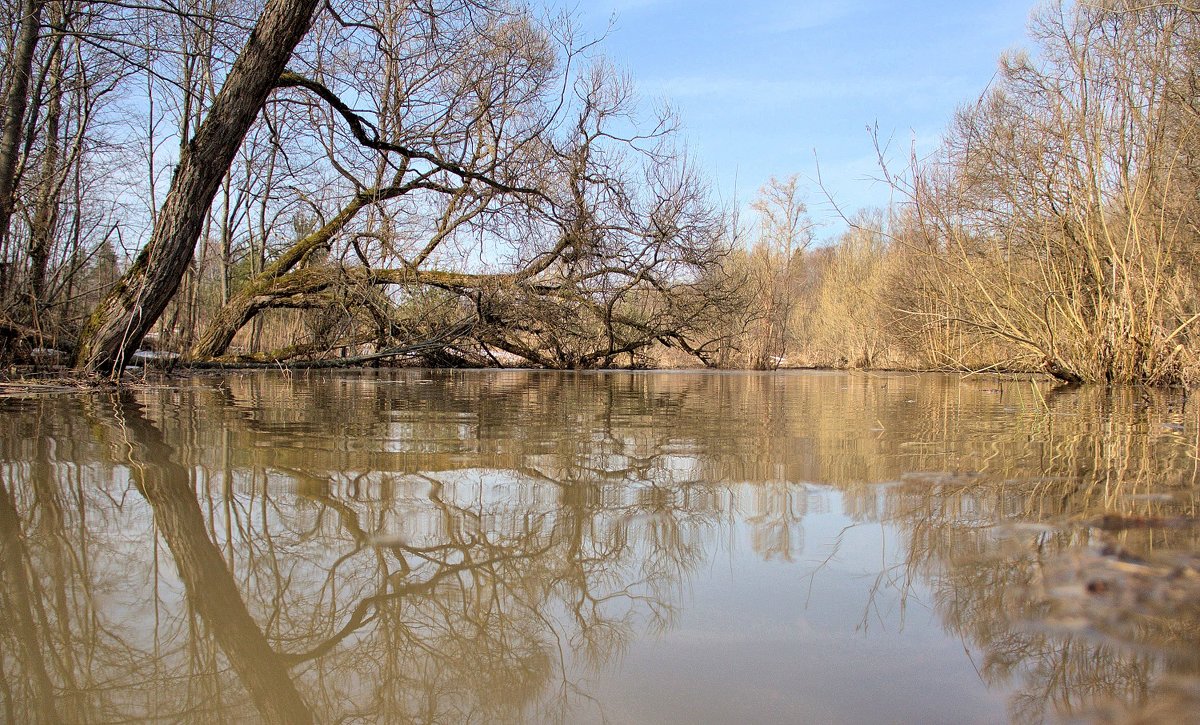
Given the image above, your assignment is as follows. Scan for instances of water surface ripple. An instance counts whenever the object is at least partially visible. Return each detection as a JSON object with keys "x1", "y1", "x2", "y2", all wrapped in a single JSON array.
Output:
[{"x1": 1, "y1": 370, "x2": 1197, "y2": 723}]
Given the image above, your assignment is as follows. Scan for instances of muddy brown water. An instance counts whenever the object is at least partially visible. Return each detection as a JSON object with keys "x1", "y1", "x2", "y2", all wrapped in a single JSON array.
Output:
[{"x1": 1, "y1": 370, "x2": 1198, "y2": 724}]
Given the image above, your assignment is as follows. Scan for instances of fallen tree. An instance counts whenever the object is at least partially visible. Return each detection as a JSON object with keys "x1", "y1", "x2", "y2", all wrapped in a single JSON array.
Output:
[{"x1": 187, "y1": 61, "x2": 737, "y2": 369}]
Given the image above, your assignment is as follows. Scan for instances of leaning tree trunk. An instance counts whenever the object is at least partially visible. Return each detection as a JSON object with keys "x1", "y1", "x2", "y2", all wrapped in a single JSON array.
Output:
[
  {"x1": 74, "y1": 0, "x2": 320, "y2": 375},
  {"x1": 190, "y1": 190, "x2": 379, "y2": 360}
]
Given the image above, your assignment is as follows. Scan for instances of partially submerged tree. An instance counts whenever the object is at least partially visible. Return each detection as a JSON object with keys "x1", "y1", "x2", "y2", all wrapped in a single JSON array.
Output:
[
  {"x1": 183, "y1": 0, "x2": 559, "y2": 362},
  {"x1": 461, "y1": 65, "x2": 733, "y2": 368},
  {"x1": 183, "y1": 33, "x2": 733, "y2": 369}
]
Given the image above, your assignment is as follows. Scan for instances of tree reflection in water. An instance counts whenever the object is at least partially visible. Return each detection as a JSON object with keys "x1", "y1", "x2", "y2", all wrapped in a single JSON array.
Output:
[{"x1": 0, "y1": 371, "x2": 1196, "y2": 723}]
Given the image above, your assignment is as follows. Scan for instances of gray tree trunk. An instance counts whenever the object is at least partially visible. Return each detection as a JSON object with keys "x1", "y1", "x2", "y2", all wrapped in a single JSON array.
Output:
[{"x1": 28, "y1": 9, "x2": 64, "y2": 313}]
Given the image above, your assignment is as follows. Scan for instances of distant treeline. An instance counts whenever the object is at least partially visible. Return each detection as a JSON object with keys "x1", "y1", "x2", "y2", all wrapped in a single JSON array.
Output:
[{"x1": 0, "y1": 0, "x2": 1195, "y2": 384}]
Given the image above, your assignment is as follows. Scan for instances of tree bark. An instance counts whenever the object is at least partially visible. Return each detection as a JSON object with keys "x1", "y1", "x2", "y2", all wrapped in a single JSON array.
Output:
[
  {"x1": 189, "y1": 189, "x2": 380, "y2": 360},
  {"x1": 73, "y1": 0, "x2": 320, "y2": 375},
  {"x1": 189, "y1": 179, "x2": 490, "y2": 360}
]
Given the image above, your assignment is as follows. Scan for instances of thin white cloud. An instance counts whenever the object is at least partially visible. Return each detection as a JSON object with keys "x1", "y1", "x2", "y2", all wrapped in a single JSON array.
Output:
[
  {"x1": 610, "y1": 0, "x2": 671, "y2": 10},
  {"x1": 583, "y1": 0, "x2": 676, "y2": 20},
  {"x1": 750, "y1": 1, "x2": 863, "y2": 34}
]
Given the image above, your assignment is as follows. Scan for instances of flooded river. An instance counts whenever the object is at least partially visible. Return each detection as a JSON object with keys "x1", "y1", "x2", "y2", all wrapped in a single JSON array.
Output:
[{"x1": 1, "y1": 370, "x2": 1198, "y2": 723}]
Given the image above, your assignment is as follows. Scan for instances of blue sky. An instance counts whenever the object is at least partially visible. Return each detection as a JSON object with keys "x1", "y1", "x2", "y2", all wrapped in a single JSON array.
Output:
[{"x1": 545, "y1": 0, "x2": 1037, "y2": 240}]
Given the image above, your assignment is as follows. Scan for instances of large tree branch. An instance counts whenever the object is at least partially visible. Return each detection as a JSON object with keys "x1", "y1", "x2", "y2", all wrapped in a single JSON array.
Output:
[
  {"x1": 190, "y1": 178, "x2": 431, "y2": 360},
  {"x1": 277, "y1": 71, "x2": 548, "y2": 201},
  {"x1": 191, "y1": 318, "x2": 476, "y2": 368}
]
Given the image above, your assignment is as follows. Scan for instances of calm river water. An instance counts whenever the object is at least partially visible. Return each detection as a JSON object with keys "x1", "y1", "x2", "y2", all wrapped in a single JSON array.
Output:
[{"x1": 1, "y1": 370, "x2": 1198, "y2": 724}]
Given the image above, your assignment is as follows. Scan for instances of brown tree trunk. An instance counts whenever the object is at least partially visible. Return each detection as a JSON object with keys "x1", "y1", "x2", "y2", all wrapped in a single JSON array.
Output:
[
  {"x1": 190, "y1": 193, "x2": 372, "y2": 359},
  {"x1": 189, "y1": 184, "x2": 422, "y2": 360},
  {"x1": 74, "y1": 0, "x2": 320, "y2": 375}
]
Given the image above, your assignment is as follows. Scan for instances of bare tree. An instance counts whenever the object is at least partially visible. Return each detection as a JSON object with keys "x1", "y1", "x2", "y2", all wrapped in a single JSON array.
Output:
[
  {"x1": 458, "y1": 64, "x2": 731, "y2": 369},
  {"x1": 738, "y1": 175, "x2": 812, "y2": 369},
  {"x1": 181, "y1": 0, "x2": 558, "y2": 362},
  {"x1": 885, "y1": 1, "x2": 1200, "y2": 384},
  {"x1": 73, "y1": 0, "x2": 321, "y2": 375},
  {"x1": 0, "y1": 0, "x2": 44, "y2": 257},
  {"x1": 177, "y1": 23, "x2": 733, "y2": 370}
]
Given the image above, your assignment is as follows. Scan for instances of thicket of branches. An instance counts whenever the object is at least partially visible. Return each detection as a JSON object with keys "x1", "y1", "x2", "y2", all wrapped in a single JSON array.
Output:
[
  {"x1": 2, "y1": 0, "x2": 1195, "y2": 384},
  {"x1": 890, "y1": 1, "x2": 1200, "y2": 384},
  {"x1": 715, "y1": 1, "x2": 1200, "y2": 385},
  {"x1": 0, "y1": 0, "x2": 738, "y2": 373}
]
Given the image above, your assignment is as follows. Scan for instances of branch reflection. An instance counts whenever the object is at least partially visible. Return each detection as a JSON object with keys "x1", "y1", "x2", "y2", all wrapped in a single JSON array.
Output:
[{"x1": 0, "y1": 371, "x2": 1196, "y2": 723}]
